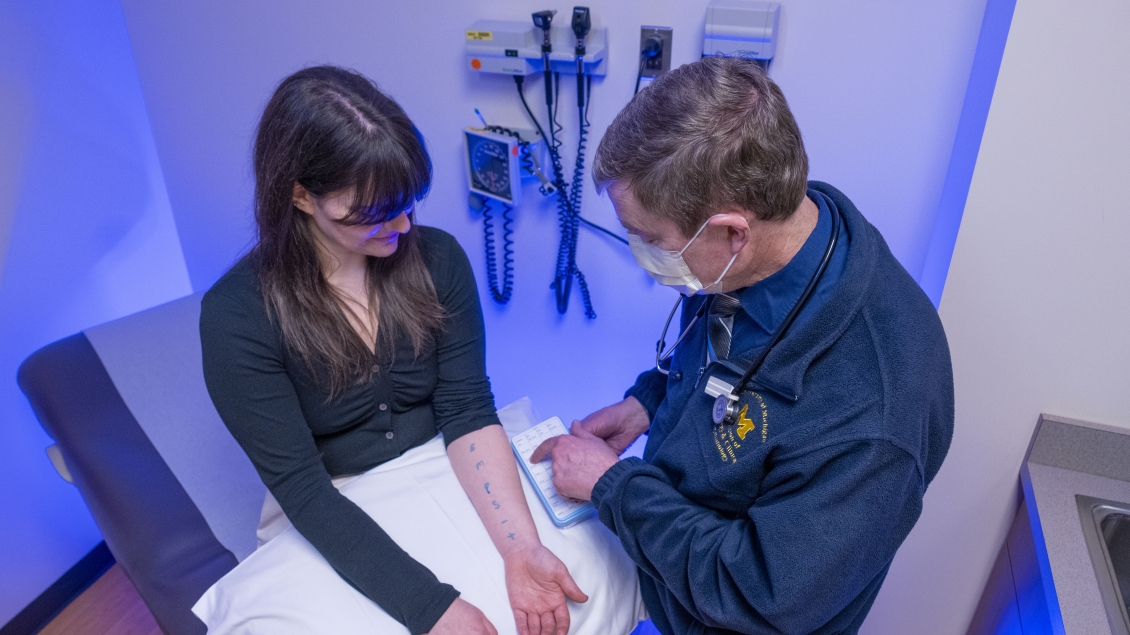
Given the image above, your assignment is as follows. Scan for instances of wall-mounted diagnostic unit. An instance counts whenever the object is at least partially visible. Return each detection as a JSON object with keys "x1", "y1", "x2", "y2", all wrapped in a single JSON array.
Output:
[
  {"x1": 465, "y1": 19, "x2": 608, "y2": 77},
  {"x1": 465, "y1": 8, "x2": 626, "y2": 319},
  {"x1": 703, "y1": 0, "x2": 781, "y2": 65}
]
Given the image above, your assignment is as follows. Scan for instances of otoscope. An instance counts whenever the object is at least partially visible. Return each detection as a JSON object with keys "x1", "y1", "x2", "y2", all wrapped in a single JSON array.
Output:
[
  {"x1": 571, "y1": 7, "x2": 591, "y2": 107},
  {"x1": 532, "y1": 10, "x2": 556, "y2": 108}
]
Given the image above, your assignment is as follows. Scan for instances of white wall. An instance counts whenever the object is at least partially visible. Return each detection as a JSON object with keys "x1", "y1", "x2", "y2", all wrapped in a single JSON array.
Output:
[
  {"x1": 0, "y1": 0, "x2": 193, "y2": 624},
  {"x1": 884, "y1": 0, "x2": 1130, "y2": 633}
]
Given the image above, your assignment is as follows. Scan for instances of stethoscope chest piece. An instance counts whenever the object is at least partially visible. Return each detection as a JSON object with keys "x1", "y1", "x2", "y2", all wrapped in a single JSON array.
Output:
[
  {"x1": 713, "y1": 394, "x2": 740, "y2": 425},
  {"x1": 705, "y1": 376, "x2": 741, "y2": 425}
]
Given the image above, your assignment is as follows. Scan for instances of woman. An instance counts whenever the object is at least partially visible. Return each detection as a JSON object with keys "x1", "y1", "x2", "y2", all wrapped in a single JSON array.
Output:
[{"x1": 196, "y1": 66, "x2": 636, "y2": 635}]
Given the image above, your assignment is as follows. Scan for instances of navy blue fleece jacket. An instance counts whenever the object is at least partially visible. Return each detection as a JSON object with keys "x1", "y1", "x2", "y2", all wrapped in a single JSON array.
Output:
[{"x1": 591, "y1": 182, "x2": 954, "y2": 635}]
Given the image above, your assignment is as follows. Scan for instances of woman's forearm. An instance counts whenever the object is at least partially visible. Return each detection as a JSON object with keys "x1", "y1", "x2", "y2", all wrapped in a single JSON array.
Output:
[{"x1": 447, "y1": 425, "x2": 541, "y2": 558}]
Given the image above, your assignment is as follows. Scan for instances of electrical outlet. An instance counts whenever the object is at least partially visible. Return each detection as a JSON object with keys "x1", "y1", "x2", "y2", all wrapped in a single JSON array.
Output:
[{"x1": 639, "y1": 26, "x2": 672, "y2": 78}]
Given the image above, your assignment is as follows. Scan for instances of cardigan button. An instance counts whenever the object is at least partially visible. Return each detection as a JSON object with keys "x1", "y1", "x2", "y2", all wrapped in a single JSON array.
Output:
[
  {"x1": 379, "y1": 403, "x2": 388, "y2": 411},
  {"x1": 371, "y1": 365, "x2": 380, "y2": 373},
  {"x1": 385, "y1": 431, "x2": 395, "y2": 440},
  {"x1": 672, "y1": 371, "x2": 683, "y2": 381}
]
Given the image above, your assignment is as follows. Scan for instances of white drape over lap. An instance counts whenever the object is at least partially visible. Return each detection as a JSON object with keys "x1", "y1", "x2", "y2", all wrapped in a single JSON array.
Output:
[{"x1": 192, "y1": 399, "x2": 646, "y2": 634}]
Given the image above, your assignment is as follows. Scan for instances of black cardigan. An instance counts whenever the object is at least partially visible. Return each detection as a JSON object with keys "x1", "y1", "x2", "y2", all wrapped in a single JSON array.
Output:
[{"x1": 200, "y1": 226, "x2": 500, "y2": 635}]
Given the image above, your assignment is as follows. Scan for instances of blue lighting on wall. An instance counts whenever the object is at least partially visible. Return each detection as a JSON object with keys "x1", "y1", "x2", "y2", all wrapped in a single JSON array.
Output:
[{"x1": 919, "y1": 0, "x2": 1018, "y2": 307}]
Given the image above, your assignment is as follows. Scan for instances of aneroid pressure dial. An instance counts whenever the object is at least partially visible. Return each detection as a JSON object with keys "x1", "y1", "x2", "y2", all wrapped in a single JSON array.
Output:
[{"x1": 465, "y1": 129, "x2": 521, "y2": 205}]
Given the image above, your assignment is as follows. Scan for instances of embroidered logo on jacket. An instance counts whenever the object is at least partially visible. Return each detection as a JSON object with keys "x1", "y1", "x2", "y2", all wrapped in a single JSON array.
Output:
[
  {"x1": 735, "y1": 404, "x2": 755, "y2": 440},
  {"x1": 712, "y1": 391, "x2": 769, "y2": 463}
]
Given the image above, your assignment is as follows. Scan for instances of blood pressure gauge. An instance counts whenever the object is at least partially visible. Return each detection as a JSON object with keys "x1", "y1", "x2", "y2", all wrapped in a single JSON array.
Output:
[{"x1": 464, "y1": 128, "x2": 521, "y2": 205}]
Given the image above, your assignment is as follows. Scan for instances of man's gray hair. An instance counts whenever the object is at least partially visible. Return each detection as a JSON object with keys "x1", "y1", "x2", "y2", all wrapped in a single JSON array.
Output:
[{"x1": 593, "y1": 56, "x2": 808, "y2": 234}]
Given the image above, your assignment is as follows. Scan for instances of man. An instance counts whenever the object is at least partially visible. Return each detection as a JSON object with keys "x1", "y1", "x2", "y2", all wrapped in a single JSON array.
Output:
[{"x1": 530, "y1": 57, "x2": 953, "y2": 635}]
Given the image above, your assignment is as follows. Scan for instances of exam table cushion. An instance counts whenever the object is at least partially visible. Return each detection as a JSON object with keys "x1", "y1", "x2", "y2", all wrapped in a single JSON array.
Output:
[{"x1": 18, "y1": 294, "x2": 266, "y2": 635}]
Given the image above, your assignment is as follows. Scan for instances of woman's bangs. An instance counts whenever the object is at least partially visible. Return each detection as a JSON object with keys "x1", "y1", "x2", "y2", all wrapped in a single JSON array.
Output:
[{"x1": 338, "y1": 133, "x2": 431, "y2": 226}]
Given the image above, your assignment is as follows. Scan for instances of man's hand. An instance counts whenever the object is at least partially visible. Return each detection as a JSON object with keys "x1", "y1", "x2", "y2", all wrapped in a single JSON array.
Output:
[
  {"x1": 504, "y1": 544, "x2": 588, "y2": 635},
  {"x1": 530, "y1": 426, "x2": 622, "y2": 500},
  {"x1": 427, "y1": 598, "x2": 497, "y2": 635},
  {"x1": 571, "y1": 397, "x2": 651, "y2": 455}
]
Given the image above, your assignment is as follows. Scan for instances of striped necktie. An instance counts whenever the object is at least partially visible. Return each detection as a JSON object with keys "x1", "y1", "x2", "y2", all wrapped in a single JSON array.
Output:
[{"x1": 707, "y1": 293, "x2": 741, "y2": 362}]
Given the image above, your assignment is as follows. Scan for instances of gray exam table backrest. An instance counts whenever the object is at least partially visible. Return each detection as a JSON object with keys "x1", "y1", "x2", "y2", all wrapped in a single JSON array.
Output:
[{"x1": 18, "y1": 294, "x2": 266, "y2": 635}]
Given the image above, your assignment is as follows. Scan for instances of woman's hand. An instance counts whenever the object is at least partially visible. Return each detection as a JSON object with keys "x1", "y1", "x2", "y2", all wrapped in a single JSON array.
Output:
[
  {"x1": 446, "y1": 427, "x2": 585, "y2": 633},
  {"x1": 504, "y1": 544, "x2": 588, "y2": 635},
  {"x1": 427, "y1": 598, "x2": 497, "y2": 635}
]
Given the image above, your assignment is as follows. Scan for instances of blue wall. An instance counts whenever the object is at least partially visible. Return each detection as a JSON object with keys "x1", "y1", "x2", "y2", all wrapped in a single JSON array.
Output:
[{"x1": 0, "y1": 0, "x2": 191, "y2": 624}]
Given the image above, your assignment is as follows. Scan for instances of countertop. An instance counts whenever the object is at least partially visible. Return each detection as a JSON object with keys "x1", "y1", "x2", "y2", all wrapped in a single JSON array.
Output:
[{"x1": 1022, "y1": 414, "x2": 1130, "y2": 635}]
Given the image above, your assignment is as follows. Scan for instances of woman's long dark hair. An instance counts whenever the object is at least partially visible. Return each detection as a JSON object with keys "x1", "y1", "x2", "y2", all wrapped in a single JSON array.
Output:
[{"x1": 252, "y1": 65, "x2": 444, "y2": 397}]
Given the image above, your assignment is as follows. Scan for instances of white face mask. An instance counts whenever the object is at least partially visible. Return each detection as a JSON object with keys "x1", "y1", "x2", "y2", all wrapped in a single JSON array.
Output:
[{"x1": 628, "y1": 215, "x2": 739, "y2": 296}]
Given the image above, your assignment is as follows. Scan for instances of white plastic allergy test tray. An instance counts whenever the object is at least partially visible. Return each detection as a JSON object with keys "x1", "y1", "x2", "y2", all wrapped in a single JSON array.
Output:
[{"x1": 510, "y1": 417, "x2": 595, "y2": 528}]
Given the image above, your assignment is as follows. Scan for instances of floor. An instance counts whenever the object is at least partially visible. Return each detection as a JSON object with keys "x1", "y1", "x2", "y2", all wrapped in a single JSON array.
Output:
[{"x1": 40, "y1": 564, "x2": 161, "y2": 635}]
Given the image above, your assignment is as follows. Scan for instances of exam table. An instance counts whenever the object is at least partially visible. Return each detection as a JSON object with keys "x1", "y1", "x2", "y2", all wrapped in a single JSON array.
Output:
[{"x1": 19, "y1": 295, "x2": 266, "y2": 635}]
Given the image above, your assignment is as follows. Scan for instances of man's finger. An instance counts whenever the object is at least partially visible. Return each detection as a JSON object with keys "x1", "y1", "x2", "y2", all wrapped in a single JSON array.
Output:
[
  {"x1": 571, "y1": 424, "x2": 599, "y2": 441},
  {"x1": 527, "y1": 611, "x2": 542, "y2": 635},
  {"x1": 530, "y1": 437, "x2": 558, "y2": 463},
  {"x1": 514, "y1": 610, "x2": 530, "y2": 635},
  {"x1": 572, "y1": 417, "x2": 598, "y2": 435},
  {"x1": 553, "y1": 603, "x2": 571, "y2": 635}
]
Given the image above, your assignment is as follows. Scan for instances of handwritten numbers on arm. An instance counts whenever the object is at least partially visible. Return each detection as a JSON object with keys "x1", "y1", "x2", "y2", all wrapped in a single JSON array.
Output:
[
  {"x1": 475, "y1": 460, "x2": 485, "y2": 470},
  {"x1": 484, "y1": 482, "x2": 491, "y2": 495}
]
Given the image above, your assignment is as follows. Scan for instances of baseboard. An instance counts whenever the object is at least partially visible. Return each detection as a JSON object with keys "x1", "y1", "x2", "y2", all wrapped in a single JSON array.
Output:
[{"x1": 0, "y1": 542, "x2": 115, "y2": 635}]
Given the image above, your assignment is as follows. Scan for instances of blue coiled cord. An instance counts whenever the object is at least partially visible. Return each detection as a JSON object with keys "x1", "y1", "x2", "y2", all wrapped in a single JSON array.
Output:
[
  {"x1": 545, "y1": 74, "x2": 578, "y2": 315},
  {"x1": 566, "y1": 75, "x2": 595, "y2": 318},
  {"x1": 546, "y1": 73, "x2": 596, "y2": 318},
  {"x1": 515, "y1": 74, "x2": 608, "y2": 319},
  {"x1": 481, "y1": 198, "x2": 514, "y2": 304}
]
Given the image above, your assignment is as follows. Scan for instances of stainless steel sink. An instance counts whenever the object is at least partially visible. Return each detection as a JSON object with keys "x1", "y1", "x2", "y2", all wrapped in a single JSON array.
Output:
[{"x1": 1077, "y1": 495, "x2": 1130, "y2": 635}]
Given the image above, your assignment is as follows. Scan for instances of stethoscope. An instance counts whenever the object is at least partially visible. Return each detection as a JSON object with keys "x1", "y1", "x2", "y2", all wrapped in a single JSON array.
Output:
[{"x1": 654, "y1": 203, "x2": 842, "y2": 426}]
